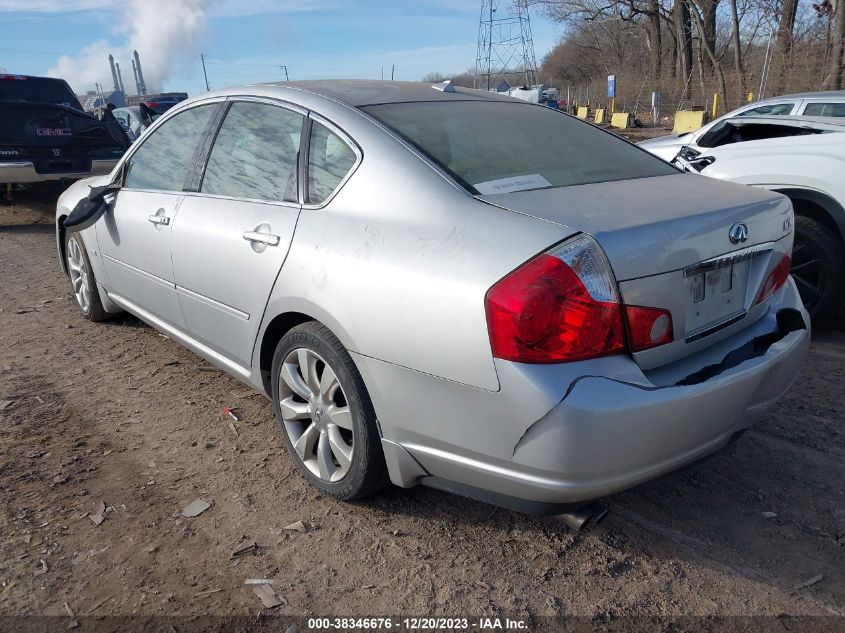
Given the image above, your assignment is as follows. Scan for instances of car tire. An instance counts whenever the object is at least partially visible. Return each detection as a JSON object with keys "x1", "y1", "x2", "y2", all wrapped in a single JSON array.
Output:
[
  {"x1": 791, "y1": 215, "x2": 845, "y2": 326},
  {"x1": 271, "y1": 321, "x2": 388, "y2": 500},
  {"x1": 64, "y1": 231, "x2": 110, "y2": 322}
]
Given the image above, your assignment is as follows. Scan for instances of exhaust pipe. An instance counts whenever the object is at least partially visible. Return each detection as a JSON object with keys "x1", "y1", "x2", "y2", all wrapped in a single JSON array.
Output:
[{"x1": 557, "y1": 502, "x2": 609, "y2": 531}]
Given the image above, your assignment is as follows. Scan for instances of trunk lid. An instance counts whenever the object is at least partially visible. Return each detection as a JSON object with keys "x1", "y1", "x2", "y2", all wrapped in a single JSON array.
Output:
[
  {"x1": 481, "y1": 173, "x2": 795, "y2": 368},
  {"x1": 479, "y1": 173, "x2": 791, "y2": 281}
]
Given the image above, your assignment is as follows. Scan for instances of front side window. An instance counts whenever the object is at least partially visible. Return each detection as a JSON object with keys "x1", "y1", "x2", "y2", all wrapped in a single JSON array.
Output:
[
  {"x1": 308, "y1": 121, "x2": 357, "y2": 204},
  {"x1": 802, "y1": 102, "x2": 845, "y2": 117},
  {"x1": 201, "y1": 101, "x2": 303, "y2": 202},
  {"x1": 124, "y1": 104, "x2": 216, "y2": 191},
  {"x1": 362, "y1": 101, "x2": 676, "y2": 194}
]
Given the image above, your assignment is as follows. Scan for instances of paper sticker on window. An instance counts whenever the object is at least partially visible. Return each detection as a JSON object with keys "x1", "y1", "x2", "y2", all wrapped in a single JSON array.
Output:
[{"x1": 473, "y1": 174, "x2": 552, "y2": 195}]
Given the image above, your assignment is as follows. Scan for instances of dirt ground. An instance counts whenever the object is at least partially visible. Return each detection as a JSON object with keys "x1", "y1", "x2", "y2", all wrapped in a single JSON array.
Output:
[{"x1": 0, "y1": 192, "x2": 843, "y2": 630}]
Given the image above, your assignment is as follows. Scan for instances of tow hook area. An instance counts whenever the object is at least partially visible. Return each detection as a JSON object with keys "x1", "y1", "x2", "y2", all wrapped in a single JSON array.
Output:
[
  {"x1": 676, "y1": 308, "x2": 806, "y2": 386},
  {"x1": 557, "y1": 502, "x2": 610, "y2": 531}
]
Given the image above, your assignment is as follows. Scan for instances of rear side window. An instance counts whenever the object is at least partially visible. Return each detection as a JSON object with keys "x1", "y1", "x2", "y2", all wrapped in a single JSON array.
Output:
[
  {"x1": 308, "y1": 121, "x2": 357, "y2": 204},
  {"x1": 362, "y1": 101, "x2": 676, "y2": 194},
  {"x1": 202, "y1": 101, "x2": 303, "y2": 202},
  {"x1": 124, "y1": 104, "x2": 216, "y2": 192},
  {"x1": 802, "y1": 102, "x2": 845, "y2": 117}
]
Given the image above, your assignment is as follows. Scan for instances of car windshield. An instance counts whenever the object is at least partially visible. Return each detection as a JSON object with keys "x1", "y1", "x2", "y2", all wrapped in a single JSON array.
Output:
[
  {"x1": 0, "y1": 75, "x2": 82, "y2": 109},
  {"x1": 362, "y1": 100, "x2": 677, "y2": 194}
]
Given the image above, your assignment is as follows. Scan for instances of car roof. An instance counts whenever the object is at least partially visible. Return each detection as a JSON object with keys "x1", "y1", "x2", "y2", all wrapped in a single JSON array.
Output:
[
  {"x1": 259, "y1": 79, "x2": 518, "y2": 107},
  {"x1": 721, "y1": 114, "x2": 845, "y2": 131},
  {"x1": 762, "y1": 90, "x2": 845, "y2": 101}
]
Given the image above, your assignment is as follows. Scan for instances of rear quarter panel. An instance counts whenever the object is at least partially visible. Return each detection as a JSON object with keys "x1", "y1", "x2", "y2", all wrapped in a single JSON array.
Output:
[{"x1": 257, "y1": 96, "x2": 576, "y2": 391}]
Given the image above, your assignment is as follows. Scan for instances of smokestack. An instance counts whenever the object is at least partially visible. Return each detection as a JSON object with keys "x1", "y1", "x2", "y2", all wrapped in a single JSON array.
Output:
[
  {"x1": 133, "y1": 50, "x2": 147, "y2": 96},
  {"x1": 115, "y1": 62, "x2": 125, "y2": 94},
  {"x1": 131, "y1": 58, "x2": 141, "y2": 95},
  {"x1": 108, "y1": 54, "x2": 120, "y2": 93}
]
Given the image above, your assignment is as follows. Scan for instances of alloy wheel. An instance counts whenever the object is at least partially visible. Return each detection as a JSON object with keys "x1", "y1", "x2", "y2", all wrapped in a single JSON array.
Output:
[
  {"x1": 278, "y1": 348, "x2": 354, "y2": 483},
  {"x1": 790, "y1": 236, "x2": 824, "y2": 313},
  {"x1": 66, "y1": 235, "x2": 91, "y2": 314}
]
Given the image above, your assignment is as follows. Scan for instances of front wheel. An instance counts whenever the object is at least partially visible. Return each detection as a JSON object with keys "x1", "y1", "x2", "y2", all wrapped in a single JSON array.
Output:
[
  {"x1": 271, "y1": 321, "x2": 387, "y2": 500},
  {"x1": 64, "y1": 232, "x2": 109, "y2": 322},
  {"x1": 791, "y1": 215, "x2": 845, "y2": 326}
]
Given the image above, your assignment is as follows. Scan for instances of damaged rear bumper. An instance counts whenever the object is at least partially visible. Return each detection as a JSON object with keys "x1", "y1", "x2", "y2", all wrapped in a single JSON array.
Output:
[{"x1": 386, "y1": 278, "x2": 809, "y2": 510}]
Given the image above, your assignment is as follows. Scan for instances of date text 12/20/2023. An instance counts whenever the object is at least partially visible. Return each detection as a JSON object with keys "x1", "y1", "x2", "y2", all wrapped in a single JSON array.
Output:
[{"x1": 306, "y1": 617, "x2": 529, "y2": 630}]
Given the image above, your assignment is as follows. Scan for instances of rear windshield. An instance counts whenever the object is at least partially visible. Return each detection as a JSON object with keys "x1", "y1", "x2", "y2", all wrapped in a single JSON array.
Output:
[
  {"x1": 0, "y1": 76, "x2": 82, "y2": 110},
  {"x1": 362, "y1": 100, "x2": 677, "y2": 194}
]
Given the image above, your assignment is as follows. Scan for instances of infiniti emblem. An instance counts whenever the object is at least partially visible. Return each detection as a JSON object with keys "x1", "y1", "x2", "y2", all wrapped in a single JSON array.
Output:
[
  {"x1": 729, "y1": 222, "x2": 749, "y2": 244},
  {"x1": 313, "y1": 405, "x2": 323, "y2": 423}
]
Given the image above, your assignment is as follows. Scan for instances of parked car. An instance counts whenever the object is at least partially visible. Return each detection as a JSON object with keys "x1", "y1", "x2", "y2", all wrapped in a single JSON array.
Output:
[
  {"x1": 0, "y1": 74, "x2": 129, "y2": 188},
  {"x1": 113, "y1": 105, "x2": 158, "y2": 142},
  {"x1": 141, "y1": 96, "x2": 187, "y2": 115},
  {"x1": 674, "y1": 116, "x2": 845, "y2": 325},
  {"x1": 639, "y1": 90, "x2": 845, "y2": 161},
  {"x1": 55, "y1": 81, "x2": 809, "y2": 518}
]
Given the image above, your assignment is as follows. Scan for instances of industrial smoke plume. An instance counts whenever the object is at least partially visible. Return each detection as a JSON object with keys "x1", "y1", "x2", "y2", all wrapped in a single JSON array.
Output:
[{"x1": 48, "y1": 0, "x2": 210, "y2": 94}]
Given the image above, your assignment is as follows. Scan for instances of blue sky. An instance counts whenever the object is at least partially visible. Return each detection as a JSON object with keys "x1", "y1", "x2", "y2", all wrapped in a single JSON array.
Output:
[{"x1": 0, "y1": 0, "x2": 562, "y2": 96}]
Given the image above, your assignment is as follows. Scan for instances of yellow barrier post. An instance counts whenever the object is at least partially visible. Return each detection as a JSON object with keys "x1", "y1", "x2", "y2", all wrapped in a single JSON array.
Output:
[
  {"x1": 711, "y1": 92, "x2": 719, "y2": 119},
  {"x1": 746, "y1": 91, "x2": 754, "y2": 102},
  {"x1": 576, "y1": 106, "x2": 590, "y2": 120},
  {"x1": 610, "y1": 112, "x2": 633, "y2": 129},
  {"x1": 672, "y1": 110, "x2": 710, "y2": 133},
  {"x1": 593, "y1": 108, "x2": 606, "y2": 125}
]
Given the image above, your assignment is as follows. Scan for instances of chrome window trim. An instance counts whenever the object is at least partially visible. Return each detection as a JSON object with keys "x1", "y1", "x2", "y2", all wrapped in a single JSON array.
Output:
[{"x1": 182, "y1": 190, "x2": 301, "y2": 210}]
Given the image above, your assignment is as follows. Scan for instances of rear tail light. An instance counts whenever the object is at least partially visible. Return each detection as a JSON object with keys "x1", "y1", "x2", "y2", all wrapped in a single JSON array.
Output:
[
  {"x1": 485, "y1": 234, "x2": 626, "y2": 363},
  {"x1": 625, "y1": 305, "x2": 674, "y2": 352},
  {"x1": 756, "y1": 250, "x2": 792, "y2": 305}
]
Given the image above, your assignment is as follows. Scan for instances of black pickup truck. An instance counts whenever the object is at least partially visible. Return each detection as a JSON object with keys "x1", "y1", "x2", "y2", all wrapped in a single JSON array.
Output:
[{"x1": 0, "y1": 74, "x2": 128, "y2": 190}]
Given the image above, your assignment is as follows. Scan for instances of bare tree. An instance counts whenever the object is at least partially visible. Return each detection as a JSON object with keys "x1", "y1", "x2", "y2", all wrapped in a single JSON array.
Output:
[{"x1": 821, "y1": 0, "x2": 845, "y2": 89}]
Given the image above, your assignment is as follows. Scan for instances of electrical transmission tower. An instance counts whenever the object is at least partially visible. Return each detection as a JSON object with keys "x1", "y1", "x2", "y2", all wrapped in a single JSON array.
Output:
[{"x1": 475, "y1": 0, "x2": 538, "y2": 91}]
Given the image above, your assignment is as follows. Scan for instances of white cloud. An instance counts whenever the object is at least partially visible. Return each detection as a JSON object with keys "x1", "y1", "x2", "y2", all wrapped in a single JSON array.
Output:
[
  {"x1": 47, "y1": 40, "x2": 117, "y2": 94},
  {"x1": 45, "y1": 0, "x2": 211, "y2": 94},
  {"x1": 121, "y1": 0, "x2": 209, "y2": 92}
]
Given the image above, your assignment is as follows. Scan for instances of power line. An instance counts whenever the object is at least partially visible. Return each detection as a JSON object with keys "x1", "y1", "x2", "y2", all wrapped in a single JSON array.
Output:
[
  {"x1": 0, "y1": 0, "x2": 131, "y2": 27},
  {"x1": 0, "y1": 0, "x2": 91, "y2": 15}
]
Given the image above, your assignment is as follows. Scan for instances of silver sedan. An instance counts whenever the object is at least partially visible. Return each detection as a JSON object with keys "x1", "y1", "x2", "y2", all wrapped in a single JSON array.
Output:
[{"x1": 55, "y1": 81, "x2": 809, "y2": 516}]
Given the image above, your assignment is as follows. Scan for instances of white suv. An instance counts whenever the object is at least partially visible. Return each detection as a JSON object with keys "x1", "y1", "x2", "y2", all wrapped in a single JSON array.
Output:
[{"x1": 639, "y1": 90, "x2": 845, "y2": 161}]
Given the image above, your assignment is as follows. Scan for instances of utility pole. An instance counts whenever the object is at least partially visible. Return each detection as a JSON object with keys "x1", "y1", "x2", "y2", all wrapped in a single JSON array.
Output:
[
  {"x1": 391, "y1": 64, "x2": 395, "y2": 80},
  {"x1": 201, "y1": 54, "x2": 210, "y2": 92},
  {"x1": 280, "y1": 65, "x2": 289, "y2": 82}
]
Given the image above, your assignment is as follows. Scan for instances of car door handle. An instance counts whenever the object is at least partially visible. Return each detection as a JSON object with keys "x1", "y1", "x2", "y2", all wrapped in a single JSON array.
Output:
[
  {"x1": 148, "y1": 215, "x2": 170, "y2": 226},
  {"x1": 243, "y1": 231, "x2": 280, "y2": 246}
]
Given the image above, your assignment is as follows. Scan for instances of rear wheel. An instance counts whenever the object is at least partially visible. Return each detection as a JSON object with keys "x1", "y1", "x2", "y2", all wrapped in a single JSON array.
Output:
[
  {"x1": 64, "y1": 232, "x2": 109, "y2": 322},
  {"x1": 271, "y1": 322, "x2": 387, "y2": 500},
  {"x1": 791, "y1": 215, "x2": 845, "y2": 326}
]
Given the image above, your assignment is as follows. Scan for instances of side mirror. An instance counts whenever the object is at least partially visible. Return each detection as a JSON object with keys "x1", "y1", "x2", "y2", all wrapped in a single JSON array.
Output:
[{"x1": 64, "y1": 182, "x2": 123, "y2": 232}]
